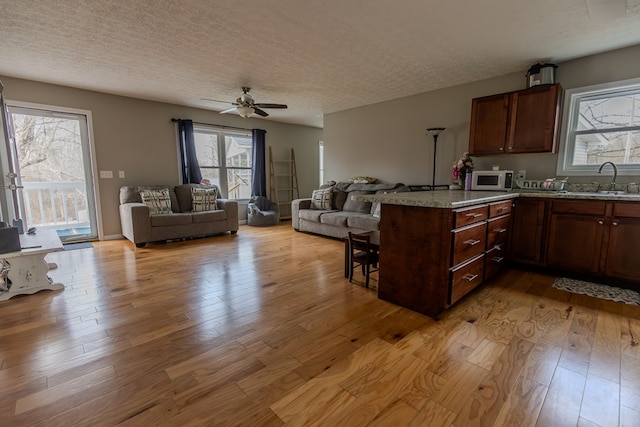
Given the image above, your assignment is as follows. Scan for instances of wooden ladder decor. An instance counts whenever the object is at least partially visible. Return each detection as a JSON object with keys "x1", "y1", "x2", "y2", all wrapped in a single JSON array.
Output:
[{"x1": 269, "y1": 147, "x2": 299, "y2": 220}]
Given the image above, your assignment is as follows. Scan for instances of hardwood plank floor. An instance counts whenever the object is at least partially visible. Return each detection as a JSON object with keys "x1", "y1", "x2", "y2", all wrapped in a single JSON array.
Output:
[{"x1": 1, "y1": 223, "x2": 638, "y2": 426}]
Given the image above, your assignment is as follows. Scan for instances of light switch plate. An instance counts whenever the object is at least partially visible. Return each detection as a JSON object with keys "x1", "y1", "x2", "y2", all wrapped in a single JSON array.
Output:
[
  {"x1": 99, "y1": 170, "x2": 113, "y2": 179},
  {"x1": 119, "y1": 171, "x2": 125, "y2": 178}
]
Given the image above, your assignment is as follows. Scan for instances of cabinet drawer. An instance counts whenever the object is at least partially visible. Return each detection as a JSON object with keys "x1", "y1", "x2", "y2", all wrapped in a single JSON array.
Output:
[
  {"x1": 613, "y1": 202, "x2": 640, "y2": 218},
  {"x1": 487, "y1": 214, "x2": 510, "y2": 249},
  {"x1": 551, "y1": 200, "x2": 606, "y2": 215},
  {"x1": 450, "y1": 254, "x2": 484, "y2": 305},
  {"x1": 485, "y1": 246, "x2": 507, "y2": 279},
  {"x1": 452, "y1": 221, "x2": 487, "y2": 266},
  {"x1": 455, "y1": 205, "x2": 489, "y2": 228},
  {"x1": 489, "y1": 200, "x2": 512, "y2": 217}
]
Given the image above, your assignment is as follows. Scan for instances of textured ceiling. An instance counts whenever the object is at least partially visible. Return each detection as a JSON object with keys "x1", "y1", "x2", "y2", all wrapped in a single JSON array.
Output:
[{"x1": 1, "y1": 0, "x2": 640, "y2": 128}]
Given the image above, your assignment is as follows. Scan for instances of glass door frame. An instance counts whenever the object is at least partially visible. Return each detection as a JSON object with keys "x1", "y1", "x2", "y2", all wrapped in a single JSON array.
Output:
[{"x1": 2, "y1": 100, "x2": 103, "y2": 241}]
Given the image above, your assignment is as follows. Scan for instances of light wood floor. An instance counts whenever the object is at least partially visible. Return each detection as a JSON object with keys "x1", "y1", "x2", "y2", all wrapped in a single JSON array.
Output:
[{"x1": 0, "y1": 224, "x2": 638, "y2": 426}]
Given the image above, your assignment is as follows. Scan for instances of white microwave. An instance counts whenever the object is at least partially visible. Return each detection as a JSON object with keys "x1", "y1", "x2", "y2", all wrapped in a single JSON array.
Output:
[{"x1": 471, "y1": 170, "x2": 514, "y2": 191}]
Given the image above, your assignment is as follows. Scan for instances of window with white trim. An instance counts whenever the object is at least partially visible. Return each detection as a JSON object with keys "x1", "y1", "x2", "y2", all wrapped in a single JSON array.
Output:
[
  {"x1": 558, "y1": 78, "x2": 640, "y2": 176},
  {"x1": 319, "y1": 140, "x2": 324, "y2": 186},
  {"x1": 193, "y1": 125, "x2": 253, "y2": 199}
]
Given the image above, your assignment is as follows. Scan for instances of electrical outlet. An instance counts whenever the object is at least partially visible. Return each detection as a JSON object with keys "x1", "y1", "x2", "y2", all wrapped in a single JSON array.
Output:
[{"x1": 119, "y1": 171, "x2": 125, "y2": 178}]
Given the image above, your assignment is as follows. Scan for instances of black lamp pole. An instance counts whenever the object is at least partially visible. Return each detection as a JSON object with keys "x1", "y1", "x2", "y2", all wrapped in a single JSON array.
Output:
[{"x1": 427, "y1": 127, "x2": 445, "y2": 189}]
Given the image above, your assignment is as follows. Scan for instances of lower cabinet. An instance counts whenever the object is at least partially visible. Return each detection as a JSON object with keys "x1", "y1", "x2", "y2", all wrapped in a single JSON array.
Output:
[
  {"x1": 378, "y1": 199, "x2": 512, "y2": 317},
  {"x1": 510, "y1": 198, "x2": 547, "y2": 265},
  {"x1": 512, "y1": 198, "x2": 640, "y2": 284},
  {"x1": 605, "y1": 203, "x2": 640, "y2": 280},
  {"x1": 546, "y1": 200, "x2": 606, "y2": 273}
]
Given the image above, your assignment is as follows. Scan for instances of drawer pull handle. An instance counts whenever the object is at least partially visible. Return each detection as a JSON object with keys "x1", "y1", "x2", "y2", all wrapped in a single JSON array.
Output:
[
  {"x1": 492, "y1": 256, "x2": 504, "y2": 263},
  {"x1": 463, "y1": 273, "x2": 478, "y2": 281},
  {"x1": 495, "y1": 228, "x2": 507, "y2": 234},
  {"x1": 466, "y1": 213, "x2": 484, "y2": 218},
  {"x1": 598, "y1": 220, "x2": 604, "y2": 225},
  {"x1": 464, "y1": 239, "x2": 481, "y2": 246},
  {"x1": 612, "y1": 221, "x2": 618, "y2": 226}
]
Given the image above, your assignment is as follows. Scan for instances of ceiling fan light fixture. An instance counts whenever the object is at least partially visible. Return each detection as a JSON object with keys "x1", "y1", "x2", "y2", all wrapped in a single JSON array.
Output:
[{"x1": 236, "y1": 106, "x2": 254, "y2": 118}]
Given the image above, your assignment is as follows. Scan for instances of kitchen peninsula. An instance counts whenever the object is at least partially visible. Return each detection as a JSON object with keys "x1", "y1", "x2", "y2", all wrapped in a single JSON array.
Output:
[
  {"x1": 357, "y1": 190, "x2": 517, "y2": 317},
  {"x1": 357, "y1": 189, "x2": 640, "y2": 317}
]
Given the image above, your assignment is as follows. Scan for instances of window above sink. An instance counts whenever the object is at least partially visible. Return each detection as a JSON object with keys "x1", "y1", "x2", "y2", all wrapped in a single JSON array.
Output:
[{"x1": 557, "y1": 77, "x2": 640, "y2": 177}]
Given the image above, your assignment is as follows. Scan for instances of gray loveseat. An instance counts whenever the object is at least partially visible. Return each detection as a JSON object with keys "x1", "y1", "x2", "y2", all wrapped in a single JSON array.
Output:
[
  {"x1": 292, "y1": 182, "x2": 409, "y2": 243},
  {"x1": 119, "y1": 184, "x2": 238, "y2": 247}
]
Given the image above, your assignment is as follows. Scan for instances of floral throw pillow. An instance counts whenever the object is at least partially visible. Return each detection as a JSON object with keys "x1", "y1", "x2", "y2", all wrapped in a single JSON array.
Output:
[
  {"x1": 140, "y1": 188, "x2": 173, "y2": 215},
  {"x1": 191, "y1": 187, "x2": 218, "y2": 212},
  {"x1": 311, "y1": 188, "x2": 332, "y2": 210}
]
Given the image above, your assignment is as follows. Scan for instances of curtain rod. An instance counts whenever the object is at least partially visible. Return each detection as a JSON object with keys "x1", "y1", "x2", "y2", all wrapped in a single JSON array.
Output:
[{"x1": 171, "y1": 118, "x2": 251, "y2": 132}]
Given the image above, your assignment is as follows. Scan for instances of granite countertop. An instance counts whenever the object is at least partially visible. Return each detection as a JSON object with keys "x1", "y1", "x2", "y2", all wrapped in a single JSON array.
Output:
[{"x1": 355, "y1": 189, "x2": 640, "y2": 209}]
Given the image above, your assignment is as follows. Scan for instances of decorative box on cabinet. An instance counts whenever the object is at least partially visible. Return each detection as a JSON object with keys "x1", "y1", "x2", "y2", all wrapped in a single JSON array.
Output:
[{"x1": 469, "y1": 83, "x2": 562, "y2": 155}]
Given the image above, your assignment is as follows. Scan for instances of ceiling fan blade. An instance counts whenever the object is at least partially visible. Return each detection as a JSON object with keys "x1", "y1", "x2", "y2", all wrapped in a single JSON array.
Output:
[
  {"x1": 219, "y1": 107, "x2": 238, "y2": 115},
  {"x1": 253, "y1": 108, "x2": 269, "y2": 117},
  {"x1": 254, "y1": 103, "x2": 288, "y2": 109}
]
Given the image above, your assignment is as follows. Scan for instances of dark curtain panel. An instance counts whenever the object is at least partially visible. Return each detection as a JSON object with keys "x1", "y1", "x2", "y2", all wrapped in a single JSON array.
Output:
[
  {"x1": 177, "y1": 119, "x2": 202, "y2": 184},
  {"x1": 251, "y1": 129, "x2": 267, "y2": 197}
]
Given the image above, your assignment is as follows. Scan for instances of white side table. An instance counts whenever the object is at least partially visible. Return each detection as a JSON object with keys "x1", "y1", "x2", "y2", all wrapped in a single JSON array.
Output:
[{"x1": 0, "y1": 229, "x2": 64, "y2": 301}]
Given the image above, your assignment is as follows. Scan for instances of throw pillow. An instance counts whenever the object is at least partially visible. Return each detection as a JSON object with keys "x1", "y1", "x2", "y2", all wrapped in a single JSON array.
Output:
[
  {"x1": 311, "y1": 188, "x2": 332, "y2": 210},
  {"x1": 350, "y1": 176, "x2": 377, "y2": 184},
  {"x1": 342, "y1": 190, "x2": 374, "y2": 213},
  {"x1": 140, "y1": 188, "x2": 173, "y2": 215},
  {"x1": 191, "y1": 187, "x2": 218, "y2": 212}
]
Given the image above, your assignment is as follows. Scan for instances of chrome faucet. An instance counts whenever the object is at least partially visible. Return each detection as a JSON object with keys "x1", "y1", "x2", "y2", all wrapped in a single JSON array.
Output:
[{"x1": 598, "y1": 161, "x2": 618, "y2": 191}]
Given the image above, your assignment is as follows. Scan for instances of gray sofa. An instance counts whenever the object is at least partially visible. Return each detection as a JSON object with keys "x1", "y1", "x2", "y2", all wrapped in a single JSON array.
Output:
[
  {"x1": 119, "y1": 184, "x2": 238, "y2": 247},
  {"x1": 292, "y1": 182, "x2": 409, "y2": 243}
]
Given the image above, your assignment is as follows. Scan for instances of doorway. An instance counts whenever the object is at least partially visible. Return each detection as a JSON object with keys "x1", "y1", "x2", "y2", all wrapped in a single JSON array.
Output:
[{"x1": 1, "y1": 103, "x2": 99, "y2": 242}]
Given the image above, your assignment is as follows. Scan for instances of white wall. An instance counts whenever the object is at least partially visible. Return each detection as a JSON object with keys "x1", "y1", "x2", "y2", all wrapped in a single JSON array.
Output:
[
  {"x1": 0, "y1": 75, "x2": 323, "y2": 238},
  {"x1": 324, "y1": 44, "x2": 640, "y2": 186}
]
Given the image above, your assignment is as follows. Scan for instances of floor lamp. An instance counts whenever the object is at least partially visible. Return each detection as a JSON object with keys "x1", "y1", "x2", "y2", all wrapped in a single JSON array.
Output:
[{"x1": 426, "y1": 127, "x2": 447, "y2": 190}]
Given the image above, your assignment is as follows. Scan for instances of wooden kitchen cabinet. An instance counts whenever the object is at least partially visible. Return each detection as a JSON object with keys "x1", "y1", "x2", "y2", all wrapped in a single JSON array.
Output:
[
  {"x1": 546, "y1": 200, "x2": 606, "y2": 274},
  {"x1": 378, "y1": 199, "x2": 512, "y2": 317},
  {"x1": 510, "y1": 198, "x2": 547, "y2": 265},
  {"x1": 468, "y1": 93, "x2": 510, "y2": 154},
  {"x1": 469, "y1": 84, "x2": 562, "y2": 155},
  {"x1": 604, "y1": 203, "x2": 640, "y2": 281}
]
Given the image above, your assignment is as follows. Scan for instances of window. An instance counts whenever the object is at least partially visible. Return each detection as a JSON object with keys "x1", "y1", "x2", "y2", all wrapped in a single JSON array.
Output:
[
  {"x1": 318, "y1": 140, "x2": 324, "y2": 186},
  {"x1": 193, "y1": 125, "x2": 253, "y2": 199},
  {"x1": 558, "y1": 78, "x2": 640, "y2": 176}
]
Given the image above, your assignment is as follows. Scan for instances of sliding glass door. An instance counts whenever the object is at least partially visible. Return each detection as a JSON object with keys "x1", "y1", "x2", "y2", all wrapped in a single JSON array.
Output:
[{"x1": 1, "y1": 103, "x2": 98, "y2": 242}]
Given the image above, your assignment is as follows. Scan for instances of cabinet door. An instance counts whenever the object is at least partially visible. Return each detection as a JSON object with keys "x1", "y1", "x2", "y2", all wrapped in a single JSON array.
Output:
[
  {"x1": 510, "y1": 198, "x2": 546, "y2": 265},
  {"x1": 546, "y1": 213, "x2": 604, "y2": 273},
  {"x1": 605, "y1": 204, "x2": 640, "y2": 281},
  {"x1": 469, "y1": 93, "x2": 510, "y2": 155},
  {"x1": 508, "y1": 84, "x2": 561, "y2": 153}
]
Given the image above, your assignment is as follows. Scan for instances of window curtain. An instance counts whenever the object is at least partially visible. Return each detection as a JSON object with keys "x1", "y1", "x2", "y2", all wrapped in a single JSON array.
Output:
[
  {"x1": 177, "y1": 119, "x2": 202, "y2": 184},
  {"x1": 251, "y1": 129, "x2": 267, "y2": 197}
]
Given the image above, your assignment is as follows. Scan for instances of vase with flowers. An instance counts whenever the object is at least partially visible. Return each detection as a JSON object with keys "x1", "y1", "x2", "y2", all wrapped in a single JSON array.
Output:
[{"x1": 452, "y1": 152, "x2": 474, "y2": 190}]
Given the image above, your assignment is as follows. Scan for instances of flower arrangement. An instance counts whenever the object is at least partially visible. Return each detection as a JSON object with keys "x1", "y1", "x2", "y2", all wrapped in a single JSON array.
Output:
[
  {"x1": 452, "y1": 152, "x2": 474, "y2": 179},
  {"x1": 452, "y1": 152, "x2": 474, "y2": 186}
]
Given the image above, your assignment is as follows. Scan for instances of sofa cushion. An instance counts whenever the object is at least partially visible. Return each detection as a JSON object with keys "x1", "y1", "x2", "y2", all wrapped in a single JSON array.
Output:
[
  {"x1": 347, "y1": 214, "x2": 380, "y2": 231},
  {"x1": 150, "y1": 213, "x2": 192, "y2": 227},
  {"x1": 342, "y1": 191, "x2": 374, "y2": 213},
  {"x1": 311, "y1": 188, "x2": 333, "y2": 210},
  {"x1": 191, "y1": 210, "x2": 227, "y2": 223},
  {"x1": 191, "y1": 187, "x2": 218, "y2": 211},
  {"x1": 332, "y1": 190, "x2": 348, "y2": 211},
  {"x1": 140, "y1": 188, "x2": 173, "y2": 215},
  {"x1": 120, "y1": 185, "x2": 180, "y2": 213},
  {"x1": 175, "y1": 183, "x2": 222, "y2": 213},
  {"x1": 299, "y1": 209, "x2": 335, "y2": 222},
  {"x1": 320, "y1": 211, "x2": 352, "y2": 227}
]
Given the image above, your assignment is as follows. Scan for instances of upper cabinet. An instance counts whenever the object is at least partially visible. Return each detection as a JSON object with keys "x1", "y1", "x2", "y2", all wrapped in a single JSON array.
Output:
[{"x1": 469, "y1": 83, "x2": 562, "y2": 155}]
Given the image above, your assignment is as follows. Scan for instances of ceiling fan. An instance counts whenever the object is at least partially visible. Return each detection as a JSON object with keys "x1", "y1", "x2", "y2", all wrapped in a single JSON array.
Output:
[{"x1": 204, "y1": 87, "x2": 288, "y2": 118}]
